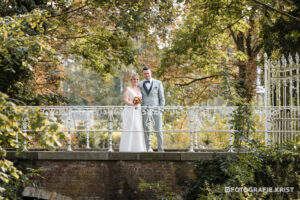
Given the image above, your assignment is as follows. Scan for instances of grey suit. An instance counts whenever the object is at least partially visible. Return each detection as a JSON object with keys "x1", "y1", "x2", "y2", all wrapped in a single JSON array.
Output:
[{"x1": 138, "y1": 79, "x2": 165, "y2": 152}]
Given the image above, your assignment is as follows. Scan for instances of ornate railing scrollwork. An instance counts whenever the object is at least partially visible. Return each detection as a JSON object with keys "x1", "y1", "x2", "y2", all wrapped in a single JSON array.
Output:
[{"x1": 18, "y1": 106, "x2": 300, "y2": 151}]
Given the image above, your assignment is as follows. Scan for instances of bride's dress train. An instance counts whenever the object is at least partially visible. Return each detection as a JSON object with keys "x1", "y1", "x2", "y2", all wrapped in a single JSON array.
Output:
[{"x1": 119, "y1": 87, "x2": 146, "y2": 152}]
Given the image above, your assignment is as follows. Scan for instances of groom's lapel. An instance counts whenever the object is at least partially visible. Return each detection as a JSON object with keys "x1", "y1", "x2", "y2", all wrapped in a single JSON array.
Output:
[
  {"x1": 143, "y1": 81, "x2": 150, "y2": 96},
  {"x1": 148, "y1": 80, "x2": 153, "y2": 94}
]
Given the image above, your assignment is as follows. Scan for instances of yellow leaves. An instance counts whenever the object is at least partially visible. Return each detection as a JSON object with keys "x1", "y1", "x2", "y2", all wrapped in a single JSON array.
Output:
[
  {"x1": 104, "y1": 73, "x2": 113, "y2": 81},
  {"x1": 234, "y1": 51, "x2": 249, "y2": 61},
  {"x1": 19, "y1": 31, "x2": 24, "y2": 37},
  {"x1": 10, "y1": 171, "x2": 19, "y2": 179},
  {"x1": 0, "y1": 160, "x2": 15, "y2": 182},
  {"x1": 82, "y1": 0, "x2": 89, "y2": 5},
  {"x1": 231, "y1": 19, "x2": 251, "y2": 34},
  {"x1": 2, "y1": 30, "x2": 7, "y2": 38},
  {"x1": 31, "y1": 22, "x2": 37, "y2": 29},
  {"x1": 26, "y1": 17, "x2": 33, "y2": 22},
  {"x1": 0, "y1": 114, "x2": 8, "y2": 123},
  {"x1": 1, "y1": 176, "x2": 9, "y2": 184},
  {"x1": 49, "y1": 47, "x2": 56, "y2": 54}
]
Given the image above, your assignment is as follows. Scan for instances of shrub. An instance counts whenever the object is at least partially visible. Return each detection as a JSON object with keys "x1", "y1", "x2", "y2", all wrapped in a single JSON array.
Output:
[{"x1": 182, "y1": 145, "x2": 299, "y2": 200}]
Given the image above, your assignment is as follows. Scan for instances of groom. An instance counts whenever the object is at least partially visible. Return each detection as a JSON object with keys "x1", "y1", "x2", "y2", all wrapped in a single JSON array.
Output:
[{"x1": 138, "y1": 66, "x2": 165, "y2": 152}]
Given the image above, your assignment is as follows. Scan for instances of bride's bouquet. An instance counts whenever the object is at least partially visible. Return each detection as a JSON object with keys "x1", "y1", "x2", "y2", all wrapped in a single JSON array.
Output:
[{"x1": 133, "y1": 96, "x2": 142, "y2": 105}]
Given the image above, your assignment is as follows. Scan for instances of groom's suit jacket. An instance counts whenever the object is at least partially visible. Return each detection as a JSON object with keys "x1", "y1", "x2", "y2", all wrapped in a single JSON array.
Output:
[{"x1": 138, "y1": 79, "x2": 165, "y2": 107}]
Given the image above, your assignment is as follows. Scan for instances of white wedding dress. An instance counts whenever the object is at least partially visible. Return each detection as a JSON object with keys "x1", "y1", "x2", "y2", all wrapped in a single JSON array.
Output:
[{"x1": 119, "y1": 87, "x2": 146, "y2": 152}]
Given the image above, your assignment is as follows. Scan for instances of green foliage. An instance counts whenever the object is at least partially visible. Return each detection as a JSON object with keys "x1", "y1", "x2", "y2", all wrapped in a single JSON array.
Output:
[
  {"x1": 1, "y1": 0, "x2": 299, "y2": 106},
  {"x1": 182, "y1": 146, "x2": 299, "y2": 200},
  {"x1": 61, "y1": 0, "x2": 179, "y2": 87},
  {"x1": 89, "y1": 0, "x2": 179, "y2": 40},
  {"x1": 182, "y1": 155, "x2": 232, "y2": 200},
  {"x1": 220, "y1": 58, "x2": 258, "y2": 151},
  {"x1": 262, "y1": 0, "x2": 300, "y2": 57},
  {"x1": 0, "y1": 167, "x2": 43, "y2": 200},
  {"x1": 138, "y1": 179, "x2": 180, "y2": 200},
  {"x1": 229, "y1": 100, "x2": 256, "y2": 151},
  {"x1": 70, "y1": 28, "x2": 136, "y2": 79},
  {"x1": 0, "y1": 0, "x2": 178, "y2": 105},
  {"x1": 0, "y1": 9, "x2": 61, "y2": 105},
  {"x1": 0, "y1": 92, "x2": 65, "y2": 199},
  {"x1": 159, "y1": 0, "x2": 299, "y2": 102},
  {"x1": 0, "y1": 0, "x2": 62, "y2": 17}
]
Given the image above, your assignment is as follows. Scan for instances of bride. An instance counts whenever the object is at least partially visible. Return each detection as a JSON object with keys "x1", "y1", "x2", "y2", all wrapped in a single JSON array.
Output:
[{"x1": 119, "y1": 74, "x2": 146, "y2": 152}]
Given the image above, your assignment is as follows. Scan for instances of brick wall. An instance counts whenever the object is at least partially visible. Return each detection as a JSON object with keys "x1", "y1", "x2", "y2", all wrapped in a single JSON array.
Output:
[
  {"x1": 7, "y1": 151, "x2": 226, "y2": 200},
  {"x1": 20, "y1": 160, "x2": 194, "y2": 200}
]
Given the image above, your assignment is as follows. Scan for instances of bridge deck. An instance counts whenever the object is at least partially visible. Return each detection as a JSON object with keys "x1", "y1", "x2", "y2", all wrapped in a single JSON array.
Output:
[{"x1": 6, "y1": 151, "x2": 240, "y2": 161}]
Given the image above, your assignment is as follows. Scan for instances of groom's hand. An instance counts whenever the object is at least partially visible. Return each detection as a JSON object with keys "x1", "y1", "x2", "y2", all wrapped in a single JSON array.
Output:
[{"x1": 155, "y1": 106, "x2": 164, "y2": 114}]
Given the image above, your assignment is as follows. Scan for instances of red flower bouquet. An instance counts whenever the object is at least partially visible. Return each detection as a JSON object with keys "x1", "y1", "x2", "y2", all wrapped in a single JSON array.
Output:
[{"x1": 133, "y1": 96, "x2": 142, "y2": 105}]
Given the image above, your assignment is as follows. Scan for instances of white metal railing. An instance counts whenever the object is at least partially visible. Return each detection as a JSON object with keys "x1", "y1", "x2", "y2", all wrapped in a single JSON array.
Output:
[{"x1": 18, "y1": 106, "x2": 299, "y2": 152}]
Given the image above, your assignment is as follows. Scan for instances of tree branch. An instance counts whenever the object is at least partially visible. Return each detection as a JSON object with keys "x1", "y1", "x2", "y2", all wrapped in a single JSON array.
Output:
[
  {"x1": 246, "y1": 14, "x2": 255, "y2": 57},
  {"x1": 236, "y1": 32, "x2": 245, "y2": 52},
  {"x1": 47, "y1": 5, "x2": 89, "y2": 19},
  {"x1": 252, "y1": 42, "x2": 262, "y2": 55},
  {"x1": 173, "y1": 76, "x2": 204, "y2": 80},
  {"x1": 175, "y1": 75, "x2": 217, "y2": 86},
  {"x1": 225, "y1": 15, "x2": 245, "y2": 31},
  {"x1": 251, "y1": 0, "x2": 300, "y2": 23},
  {"x1": 229, "y1": 28, "x2": 238, "y2": 48},
  {"x1": 57, "y1": 36, "x2": 87, "y2": 40},
  {"x1": 7, "y1": 98, "x2": 26, "y2": 106}
]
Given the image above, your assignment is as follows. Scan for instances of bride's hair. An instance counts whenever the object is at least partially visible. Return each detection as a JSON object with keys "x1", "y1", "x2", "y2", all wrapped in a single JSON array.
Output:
[{"x1": 130, "y1": 73, "x2": 139, "y2": 80}]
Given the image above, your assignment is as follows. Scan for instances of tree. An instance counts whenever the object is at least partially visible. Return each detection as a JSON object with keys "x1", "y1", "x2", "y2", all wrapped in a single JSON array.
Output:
[
  {"x1": 159, "y1": 0, "x2": 299, "y2": 103},
  {"x1": 60, "y1": 0, "x2": 180, "y2": 78},
  {"x1": 0, "y1": 0, "x2": 59, "y2": 17},
  {"x1": 0, "y1": 0, "x2": 180, "y2": 105},
  {"x1": 261, "y1": 0, "x2": 300, "y2": 57},
  {"x1": 0, "y1": 9, "x2": 63, "y2": 105}
]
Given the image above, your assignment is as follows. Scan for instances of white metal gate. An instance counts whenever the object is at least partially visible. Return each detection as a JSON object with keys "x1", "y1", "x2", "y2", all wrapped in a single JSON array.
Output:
[{"x1": 264, "y1": 53, "x2": 300, "y2": 146}]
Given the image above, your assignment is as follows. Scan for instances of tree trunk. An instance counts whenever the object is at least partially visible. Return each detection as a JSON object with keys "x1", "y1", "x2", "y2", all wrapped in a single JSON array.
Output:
[{"x1": 236, "y1": 58, "x2": 257, "y2": 102}]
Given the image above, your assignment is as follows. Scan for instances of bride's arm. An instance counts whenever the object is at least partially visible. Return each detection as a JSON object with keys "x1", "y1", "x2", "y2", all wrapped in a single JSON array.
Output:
[{"x1": 123, "y1": 88, "x2": 135, "y2": 106}]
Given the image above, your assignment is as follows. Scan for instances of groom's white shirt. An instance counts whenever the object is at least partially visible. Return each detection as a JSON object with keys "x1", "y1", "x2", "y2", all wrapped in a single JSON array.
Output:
[{"x1": 145, "y1": 78, "x2": 153, "y2": 90}]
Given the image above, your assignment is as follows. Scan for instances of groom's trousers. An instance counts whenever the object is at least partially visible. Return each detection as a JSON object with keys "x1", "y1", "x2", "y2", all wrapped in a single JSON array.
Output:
[{"x1": 142, "y1": 112, "x2": 164, "y2": 152}]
